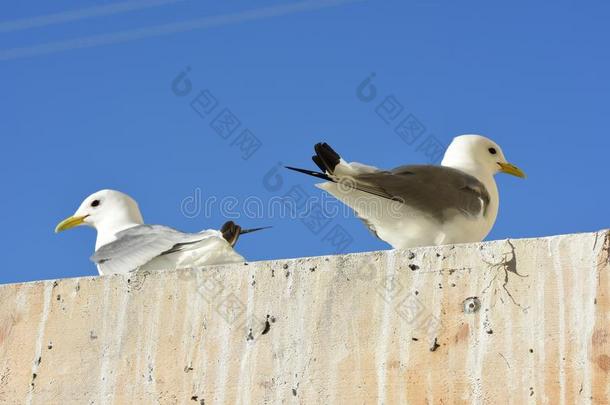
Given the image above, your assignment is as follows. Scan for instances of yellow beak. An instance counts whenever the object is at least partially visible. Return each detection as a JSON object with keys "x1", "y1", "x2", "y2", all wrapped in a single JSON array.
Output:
[
  {"x1": 498, "y1": 162, "x2": 526, "y2": 178},
  {"x1": 55, "y1": 215, "x2": 87, "y2": 233}
]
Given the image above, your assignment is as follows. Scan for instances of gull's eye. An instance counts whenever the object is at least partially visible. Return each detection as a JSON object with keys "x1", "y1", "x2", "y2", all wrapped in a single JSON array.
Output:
[
  {"x1": 488, "y1": 147, "x2": 497, "y2": 155},
  {"x1": 91, "y1": 200, "x2": 100, "y2": 207}
]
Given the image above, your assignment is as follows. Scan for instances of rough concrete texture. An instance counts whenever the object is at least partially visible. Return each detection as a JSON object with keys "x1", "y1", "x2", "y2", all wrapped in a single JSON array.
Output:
[{"x1": 0, "y1": 231, "x2": 609, "y2": 404}]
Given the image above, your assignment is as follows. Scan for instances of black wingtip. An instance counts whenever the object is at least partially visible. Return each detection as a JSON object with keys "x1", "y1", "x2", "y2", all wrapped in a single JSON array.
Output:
[
  {"x1": 221, "y1": 221, "x2": 242, "y2": 247},
  {"x1": 312, "y1": 155, "x2": 326, "y2": 172},
  {"x1": 314, "y1": 142, "x2": 340, "y2": 174},
  {"x1": 221, "y1": 222, "x2": 270, "y2": 247},
  {"x1": 239, "y1": 226, "x2": 272, "y2": 235},
  {"x1": 284, "y1": 166, "x2": 332, "y2": 181}
]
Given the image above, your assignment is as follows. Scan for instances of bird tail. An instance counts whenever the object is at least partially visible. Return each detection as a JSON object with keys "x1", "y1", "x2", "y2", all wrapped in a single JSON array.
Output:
[
  {"x1": 285, "y1": 142, "x2": 342, "y2": 181},
  {"x1": 220, "y1": 221, "x2": 271, "y2": 247}
]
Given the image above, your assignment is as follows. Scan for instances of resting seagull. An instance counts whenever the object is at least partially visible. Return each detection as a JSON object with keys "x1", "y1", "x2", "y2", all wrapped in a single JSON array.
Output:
[
  {"x1": 55, "y1": 189, "x2": 266, "y2": 275},
  {"x1": 286, "y1": 134, "x2": 525, "y2": 249}
]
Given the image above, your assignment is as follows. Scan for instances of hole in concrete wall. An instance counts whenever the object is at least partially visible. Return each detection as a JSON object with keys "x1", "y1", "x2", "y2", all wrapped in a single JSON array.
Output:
[{"x1": 463, "y1": 297, "x2": 481, "y2": 314}]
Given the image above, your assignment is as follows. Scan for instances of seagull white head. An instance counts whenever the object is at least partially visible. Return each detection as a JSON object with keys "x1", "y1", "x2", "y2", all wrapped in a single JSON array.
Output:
[
  {"x1": 441, "y1": 134, "x2": 526, "y2": 179},
  {"x1": 55, "y1": 189, "x2": 144, "y2": 248}
]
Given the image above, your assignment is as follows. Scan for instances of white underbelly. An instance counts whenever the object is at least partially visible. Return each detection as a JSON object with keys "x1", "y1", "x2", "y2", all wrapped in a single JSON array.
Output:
[
  {"x1": 318, "y1": 182, "x2": 496, "y2": 249},
  {"x1": 140, "y1": 238, "x2": 245, "y2": 272}
]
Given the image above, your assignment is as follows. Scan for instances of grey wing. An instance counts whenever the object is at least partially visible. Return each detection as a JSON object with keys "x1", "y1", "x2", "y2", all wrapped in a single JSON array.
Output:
[
  {"x1": 90, "y1": 225, "x2": 209, "y2": 274},
  {"x1": 353, "y1": 165, "x2": 490, "y2": 222}
]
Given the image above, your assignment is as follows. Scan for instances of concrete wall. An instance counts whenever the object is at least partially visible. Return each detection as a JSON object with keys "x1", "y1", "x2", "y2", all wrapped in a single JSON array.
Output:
[{"x1": 0, "y1": 231, "x2": 609, "y2": 404}]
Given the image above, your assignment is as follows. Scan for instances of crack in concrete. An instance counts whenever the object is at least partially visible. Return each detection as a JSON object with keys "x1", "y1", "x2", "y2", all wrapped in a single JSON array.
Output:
[
  {"x1": 481, "y1": 240, "x2": 529, "y2": 311},
  {"x1": 596, "y1": 231, "x2": 610, "y2": 266},
  {"x1": 593, "y1": 232, "x2": 610, "y2": 289},
  {"x1": 0, "y1": 367, "x2": 10, "y2": 402},
  {"x1": 498, "y1": 353, "x2": 510, "y2": 369}
]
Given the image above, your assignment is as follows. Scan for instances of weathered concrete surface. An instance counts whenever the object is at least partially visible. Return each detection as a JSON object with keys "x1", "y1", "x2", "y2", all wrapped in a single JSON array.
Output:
[{"x1": 0, "y1": 231, "x2": 609, "y2": 404}]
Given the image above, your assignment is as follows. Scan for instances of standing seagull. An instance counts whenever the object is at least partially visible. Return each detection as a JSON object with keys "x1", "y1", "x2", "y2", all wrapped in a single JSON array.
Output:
[
  {"x1": 55, "y1": 189, "x2": 266, "y2": 275},
  {"x1": 287, "y1": 135, "x2": 525, "y2": 249}
]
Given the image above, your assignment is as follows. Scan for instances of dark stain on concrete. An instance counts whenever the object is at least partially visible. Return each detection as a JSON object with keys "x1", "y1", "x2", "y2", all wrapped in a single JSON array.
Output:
[
  {"x1": 262, "y1": 315, "x2": 272, "y2": 335},
  {"x1": 597, "y1": 354, "x2": 610, "y2": 372}
]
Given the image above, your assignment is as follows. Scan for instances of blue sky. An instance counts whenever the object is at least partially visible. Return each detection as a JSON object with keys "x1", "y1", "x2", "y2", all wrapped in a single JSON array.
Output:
[{"x1": 1, "y1": 0, "x2": 609, "y2": 284}]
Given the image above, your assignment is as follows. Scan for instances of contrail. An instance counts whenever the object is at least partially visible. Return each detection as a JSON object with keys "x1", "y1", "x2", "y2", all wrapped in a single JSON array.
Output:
[
  {"x1": 0, "y1": 0, "x2": 364, "y2": 61},
  {"x1": 0, "y1": 0, "x2": 187, "y2": 33}
]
